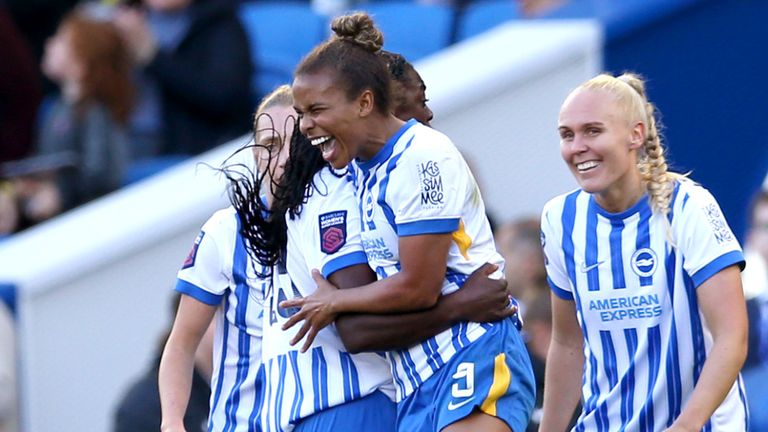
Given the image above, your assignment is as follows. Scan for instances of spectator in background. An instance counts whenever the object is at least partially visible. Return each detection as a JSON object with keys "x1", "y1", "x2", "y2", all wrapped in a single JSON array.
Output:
[
  {"x1": 114, "y1": 292, "x2": 212, "y2": 432},
  {"x1": 0, "y1": 9, "x2": 132, "y2": 234},
  {"x1": 495, "y1": 217, "x2": 548, "y2": 313},
  {"x1": 114, "y1": 0, "x2": 253, "y2": 158},
  {"x1": 0, "y1": 3, "x2": 43, "y2": 163}
]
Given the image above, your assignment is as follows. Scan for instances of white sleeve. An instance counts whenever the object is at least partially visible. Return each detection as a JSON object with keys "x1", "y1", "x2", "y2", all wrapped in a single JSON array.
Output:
[
  {"x1": 388, "y1": 135, "x2": 464, "y2": 236},
  {"x1": 301, "y1": 175, "x2": 368, "y2": 279},
  {"x1": 541, "y1": 198, "x2": 573, "y2": 300},
  {"x1": 676, "y1": 185, "x2": 745, "y2": 287},
  {"x1": 175, "y1": 211, "x2": 234, "y2": 305}
]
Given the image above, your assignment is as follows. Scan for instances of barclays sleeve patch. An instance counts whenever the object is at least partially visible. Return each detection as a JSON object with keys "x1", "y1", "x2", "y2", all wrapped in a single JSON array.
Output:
[
  {"x1": 182, "y1": 231, "x2": 205, "y2": 269},
  {"x1": 319, "y1": 210, "x2": 347, "y2": 254}
]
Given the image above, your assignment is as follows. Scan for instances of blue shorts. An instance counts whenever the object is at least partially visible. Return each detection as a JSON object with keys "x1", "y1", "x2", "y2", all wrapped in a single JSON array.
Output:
[
  {"x1": 295, "y1": 390, "x2": 396, "y2": 432},
  {"x1": 397, "y1": 318, "x2": 535, "y2": 432}
]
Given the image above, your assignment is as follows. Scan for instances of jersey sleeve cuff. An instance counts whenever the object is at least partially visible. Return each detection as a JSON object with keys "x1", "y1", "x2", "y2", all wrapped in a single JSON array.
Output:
[
  {"x1": 548, "y1": 276, "x2": 574, "y2": 300},
  {"x1": 690, "y1": 250, "x2": 746, "y2": 288},
  {"x1": 321, "y1": 251, "x2": 369, "y2": 278},
  {"x1": 175, "y1": 279, "x2": 224, "y2": 305},
  {"x1": 397, "y1": 218, "x2": 460, "y2": 236}
]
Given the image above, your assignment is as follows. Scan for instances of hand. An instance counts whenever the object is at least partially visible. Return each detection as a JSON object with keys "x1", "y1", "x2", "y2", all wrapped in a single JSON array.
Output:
[
  {"x1": 113, "y1": 7, "x2": 158, "y2": 65},
  {"x1": 450, "y1": 263, "x2": 516, "y2": 323},
  {"x1": 280, "y1": 269, "x2": 339, "y2": 352}
]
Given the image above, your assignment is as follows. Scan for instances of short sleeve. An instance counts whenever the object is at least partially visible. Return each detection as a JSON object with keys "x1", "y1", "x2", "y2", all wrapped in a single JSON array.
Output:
[
  {"x1": 299, "y1": 173, "x2": 368, "y2": 279},
  {"x1": 541, "y1": 198, "x2": 573, "y2": 301},
  {"x1": 388, "y1": 133, "x2": 463, "y2": 236},
  {"x1": 676, "y1": 185, "x2": 745, "y2": 287},
  {"x1": 175, "y1": 211, "x2": 234, "y2": 305}
]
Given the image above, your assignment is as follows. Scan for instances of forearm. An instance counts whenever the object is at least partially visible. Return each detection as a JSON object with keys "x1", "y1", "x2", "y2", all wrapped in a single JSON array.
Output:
[
  {"x1": 672, "y1": 337, "x2": 746, "y2": 430},
  {"x1": 332, "y1": 272, "x2": 440, "y2": 314},
  {"x1": 540, "y1": 339, "x2": 584, "y2": 432},
  {"x1": 159, "y1": 340, "x2": 197, "y2": 431},
  {"x1": 337, "y1": 299, "x2": 460, "y2": 353}
]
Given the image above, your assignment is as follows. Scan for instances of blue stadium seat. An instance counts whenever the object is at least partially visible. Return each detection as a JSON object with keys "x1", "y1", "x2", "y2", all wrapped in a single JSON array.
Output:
[
  {"x1": 455, "y1": 0, "x2": 521, "y2": 42},
  {"x1": 238, "y1": 2, "x2": 326, "y2": 101},
  {"x1": 362, "y1": 2, "x2": 453, "y2": 61}
]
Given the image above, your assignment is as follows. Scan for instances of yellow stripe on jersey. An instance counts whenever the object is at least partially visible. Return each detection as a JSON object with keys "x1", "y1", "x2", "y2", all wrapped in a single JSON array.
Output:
[
  {"x1": 480, "y1": 353, "x2": 511, "y2": 416},
  {"x1": 452, "y1": 220, "x2": 472, "y2": 260}
]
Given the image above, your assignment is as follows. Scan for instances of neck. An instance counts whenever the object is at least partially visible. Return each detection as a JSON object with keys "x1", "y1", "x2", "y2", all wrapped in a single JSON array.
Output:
[
  {"x1": 357, "y1": 114, "x2": 406, "y2": 161},
  {"x1": 594, "y1": 170, "x2": 645, "y2": 213}
]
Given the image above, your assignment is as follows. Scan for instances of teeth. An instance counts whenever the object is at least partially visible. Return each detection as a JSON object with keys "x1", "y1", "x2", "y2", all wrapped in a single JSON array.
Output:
[
  {"x1": 310, "y1": 136, "x2": 331, "y2": 146},
  {"x1": 577, "y1": 161, "x2": 598, "y2": 171}
]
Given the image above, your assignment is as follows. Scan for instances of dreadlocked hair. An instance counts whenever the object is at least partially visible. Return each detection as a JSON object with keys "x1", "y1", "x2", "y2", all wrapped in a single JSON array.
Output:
[
  {"x1": 218, "y1": 140, "x2": 275, "y2": 279},
  {"x1": 271, "y1": 119, "x2": 339, "y2": 222}
]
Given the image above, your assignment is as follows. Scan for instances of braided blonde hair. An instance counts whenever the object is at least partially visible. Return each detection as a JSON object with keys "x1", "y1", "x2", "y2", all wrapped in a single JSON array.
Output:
[{"x1": 579, "y1": 73, "x2": 685, "y2": 221}]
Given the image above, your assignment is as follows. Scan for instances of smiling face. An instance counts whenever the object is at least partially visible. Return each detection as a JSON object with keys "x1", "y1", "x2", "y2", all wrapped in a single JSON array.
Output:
[
  {"x1": 254, "y1": 104, "x2": 296, "y2": 191},
  {"x1": 558, "y1": 88, "x2": 645, "y2": 212},
  {"x1": 292, "y1": 70, "x2": 371, "y2": 170}
]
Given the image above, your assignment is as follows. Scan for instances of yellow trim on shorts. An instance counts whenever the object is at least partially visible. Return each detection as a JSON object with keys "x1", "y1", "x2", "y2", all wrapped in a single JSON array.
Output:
[{"x1": 480, "y1": 353, "x2": 511, "y2": 416}]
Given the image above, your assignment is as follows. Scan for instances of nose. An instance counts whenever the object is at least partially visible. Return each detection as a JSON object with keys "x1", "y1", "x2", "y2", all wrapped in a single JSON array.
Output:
[
  {"x1": 299, "y1": 116, "x2": 313, "y2": 136},
  {"x1": 570, "y1": 135, "x2": 588, "y2": 153}
]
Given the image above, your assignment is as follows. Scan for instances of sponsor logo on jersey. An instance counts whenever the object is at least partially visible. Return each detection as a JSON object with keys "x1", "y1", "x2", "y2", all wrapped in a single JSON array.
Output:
[
  {"x1": 319, "y1": 211, "x2": 347, "y2": 254},
  {"x1": 418, "y1": 160, "x2": 444, "y2": 208},
  {"x1": 182, "y1": 231, "x2": 205, "y2": 269},
  {"x1": 588, "y1": 293, "x2": 663, "y2": 322},
  {"x1": 540, "y1": 230, "x2": 548, "y2": 265},
  {"x1": 703, "y1": 202, "x2": 735, "y2": 244},
  {"x1": 630, "y1": 248, "x2": 657, "y2": 277}
]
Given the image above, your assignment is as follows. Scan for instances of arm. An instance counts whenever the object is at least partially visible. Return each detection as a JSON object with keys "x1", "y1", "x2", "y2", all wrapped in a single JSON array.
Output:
[
  {"x1": 159, "y1": 295, "x2": 217, "y2": 432},
  {"x1": 539, "y1": 293, "x2": 584, "y2": 432},
  {"x1": 666, "y1": 265, "x2": 747, "y2": 431},
  {"x1": 335, "y1": 263, "x2": 513, "y2": 353},
  {"x1": 282, "y1": 232, "x2": 451, "y2": 317}
]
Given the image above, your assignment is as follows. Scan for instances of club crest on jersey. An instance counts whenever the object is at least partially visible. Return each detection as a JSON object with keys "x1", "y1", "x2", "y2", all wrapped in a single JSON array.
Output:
[
  {"x1": 630, "y1": 248, "x2": 657, "y2": 277},
  {"x1": 418, "y1": 160, "x2": 444, "y2": 209},
  {"x1": 182, "y1": 231, "x2": 205, "y2": 269},
  {"x1": 319, "y1": 211, "x2": 347, "y2": 254}
]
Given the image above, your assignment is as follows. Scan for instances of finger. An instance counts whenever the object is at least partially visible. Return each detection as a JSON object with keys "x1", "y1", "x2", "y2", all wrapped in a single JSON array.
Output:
[
  {"x1": 280, "y1": 298, "x2": 304, "y2": 309},
  {"x1": 290, "y1": 320, "x2": 312, "y2": 346},
  {"x1": 479, "y1": 262, "x2": 499, "y2": 276},
  {"x1": 300, "y1": 327, "x2": 320, "y2": 353},
  {"x1": 310, "y1": 269, "x2": 324, "y2": 283},
  {"x1": 282, "y1": 309, "x2": 305, "y2": 331}
]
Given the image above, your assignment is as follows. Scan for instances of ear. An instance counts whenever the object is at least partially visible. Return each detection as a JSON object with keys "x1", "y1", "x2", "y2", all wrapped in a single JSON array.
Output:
[
  {"x1": 629, "y1": 121, "x2": 645, "y2": 150},
  {"x1": 357, "y1": 89, "x2": 375, "y2": 118}
]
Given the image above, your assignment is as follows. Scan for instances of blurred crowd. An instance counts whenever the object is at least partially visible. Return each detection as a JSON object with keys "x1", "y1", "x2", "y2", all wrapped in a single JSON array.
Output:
[
  {"x1": 1, "y1": 1, "x2": 766, "y2": 431},
  {"x1": 0, "y1": 0, "x2": 253, "y2": 238}
]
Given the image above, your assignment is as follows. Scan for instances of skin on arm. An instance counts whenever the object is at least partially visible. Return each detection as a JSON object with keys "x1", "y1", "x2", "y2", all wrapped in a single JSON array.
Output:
[
  {"x1": 159, "y1": 295, "x2": 217, "y2": 432},
  {"x1": 281, "y1": 233, "x2": 453, "y2": 344},
  {"x1": 334, "y1": 263, "x2": 514, "y2": 354},
  {"x1": 666, "y1": 265, "x2": 747, "y2": 432},
  {"x1": 539, "y1": 293, "x2": 584, "y2": 432}
]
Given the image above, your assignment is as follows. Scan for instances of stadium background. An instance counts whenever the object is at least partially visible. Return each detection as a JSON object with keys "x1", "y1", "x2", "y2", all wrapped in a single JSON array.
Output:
[{"x1": 0, "y1": 0, "x2": 766, "y2": 430}]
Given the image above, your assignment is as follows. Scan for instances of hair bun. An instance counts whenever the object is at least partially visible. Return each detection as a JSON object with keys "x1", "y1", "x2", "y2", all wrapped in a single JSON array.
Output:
[
  {"x1": 331, "y1": 12, "x2": 384, "y2": 53},
  {"x1": 617, "y1": 72, "x2": 647, "y2": 100}
]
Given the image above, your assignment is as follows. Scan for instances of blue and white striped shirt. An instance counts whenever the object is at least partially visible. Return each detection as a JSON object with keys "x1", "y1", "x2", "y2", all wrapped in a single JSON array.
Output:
[
  {"x1": 259, "y1": 167, "x2": 395, "y2": 432},
  {"x1": 350, "y1": 119, "x2": 506, "y2": 401},
  {"x1": 176, "y1": 206, "x2": 267, "y2": 432},
  {"x1": 541, "y1": 179, "x2": 748, "y2": 431}
]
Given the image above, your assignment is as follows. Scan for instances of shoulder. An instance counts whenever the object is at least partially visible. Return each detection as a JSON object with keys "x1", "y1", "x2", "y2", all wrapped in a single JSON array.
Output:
[
  {"x1": 407, "y1": 123, "x2": 457, "y2": 154},
  {"x1": 671, "y1": 177, "x2": 725, "y2": 219},
  {"x1": 542, "y1": 189, "x2": 582, "y2": 220},
  {"x1": 200, "y1": 206, "x2": 239, "y2": 238}
]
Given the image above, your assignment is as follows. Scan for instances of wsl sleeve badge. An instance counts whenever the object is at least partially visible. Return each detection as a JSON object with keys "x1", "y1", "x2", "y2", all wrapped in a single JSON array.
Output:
[
  {"x1": 319, "y1": 211, "x2": 347, "y2": 254},
  {"x1": 182, "y1": 231, "x2": 205, "y2": 269}
]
